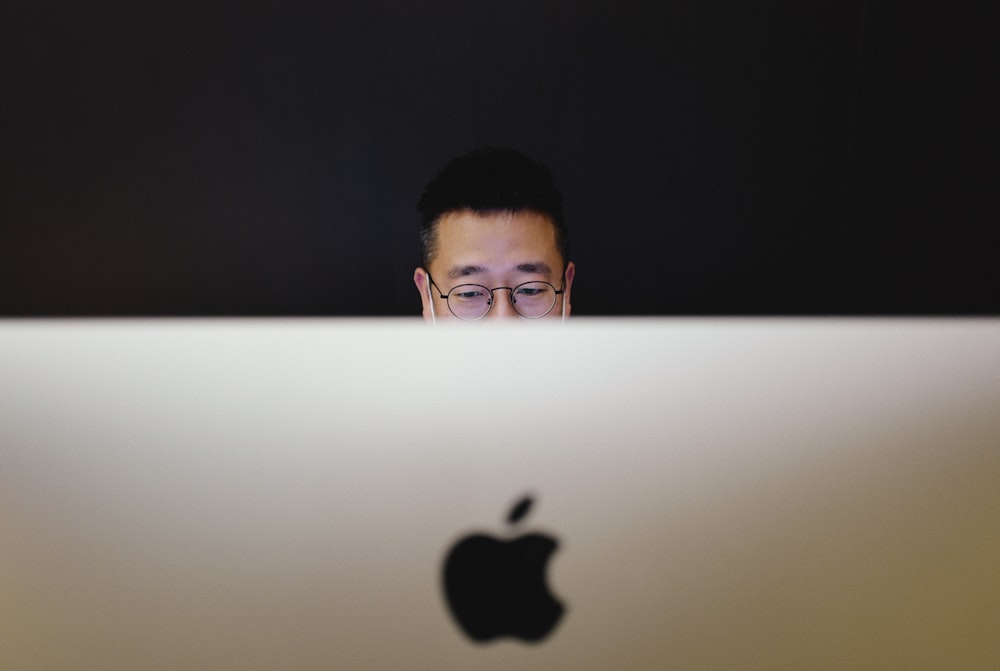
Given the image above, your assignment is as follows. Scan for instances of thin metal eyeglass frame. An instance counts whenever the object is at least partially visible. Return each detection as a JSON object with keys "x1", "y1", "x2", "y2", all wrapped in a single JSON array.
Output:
[{"x1": 426, "y1": 272, "x2": 566, "y2": 321}]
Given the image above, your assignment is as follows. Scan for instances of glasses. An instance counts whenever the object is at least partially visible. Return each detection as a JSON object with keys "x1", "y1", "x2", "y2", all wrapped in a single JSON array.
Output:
[{"x1": 428, "y1": 273, "x2": 566, "y2": 321}]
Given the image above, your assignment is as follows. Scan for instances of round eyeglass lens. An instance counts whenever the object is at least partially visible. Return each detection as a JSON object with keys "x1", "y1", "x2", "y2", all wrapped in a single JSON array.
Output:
[
  {"x1": 511, "y1": 281, "x2": 557, "y2": 318},
  {"x1": 446, "y1": 285, "x2": 492, "y2": 320}
]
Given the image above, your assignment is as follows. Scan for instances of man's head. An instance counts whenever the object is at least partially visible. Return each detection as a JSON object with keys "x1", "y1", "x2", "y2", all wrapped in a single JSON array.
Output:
[{"x1": 413, "y1": 147, "x2": 575, "y2": 323}]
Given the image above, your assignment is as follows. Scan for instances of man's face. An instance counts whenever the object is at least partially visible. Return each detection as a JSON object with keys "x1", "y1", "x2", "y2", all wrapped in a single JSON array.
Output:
[{"x1": 413, "y1": 209, "x2": 575, "y2": 323}]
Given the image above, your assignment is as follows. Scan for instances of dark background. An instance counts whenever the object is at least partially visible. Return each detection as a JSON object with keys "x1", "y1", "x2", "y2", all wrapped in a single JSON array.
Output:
[{"x1": 1, "y1": 1, "x2": 995, "y2": 316}]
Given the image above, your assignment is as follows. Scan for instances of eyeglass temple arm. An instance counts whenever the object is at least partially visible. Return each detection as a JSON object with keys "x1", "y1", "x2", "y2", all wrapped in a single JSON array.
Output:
[{"x1": 425, "y1": 274, "x2": 450, "y2": 300}]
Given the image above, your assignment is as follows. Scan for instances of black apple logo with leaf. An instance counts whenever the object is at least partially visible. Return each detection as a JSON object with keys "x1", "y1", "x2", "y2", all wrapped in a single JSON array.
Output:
[{"x1": 442, "y1": 494, "x2": 565, "y2": 643}]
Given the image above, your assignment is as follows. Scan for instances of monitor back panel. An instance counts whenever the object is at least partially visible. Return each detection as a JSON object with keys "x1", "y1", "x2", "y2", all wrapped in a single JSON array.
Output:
[{"x1": 2, "y1": 319, "x2": 999, "y2": 670}]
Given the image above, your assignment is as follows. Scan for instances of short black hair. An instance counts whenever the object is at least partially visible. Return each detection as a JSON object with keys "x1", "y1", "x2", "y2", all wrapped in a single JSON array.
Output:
[{"x1": 416, "y1": 146, "x2": 568, "y2": 267}]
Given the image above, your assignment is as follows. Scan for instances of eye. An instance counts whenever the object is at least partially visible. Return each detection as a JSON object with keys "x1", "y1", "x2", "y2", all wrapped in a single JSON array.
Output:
[
  {"x1": 514, "y1": 284, "x2": 551, "y2": 298},
  {"x1": 450, "y1": 286, "x2": 489, "y2": 301}
]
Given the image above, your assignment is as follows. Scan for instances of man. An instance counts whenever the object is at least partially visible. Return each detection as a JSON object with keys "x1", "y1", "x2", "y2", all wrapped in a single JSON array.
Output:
[{"x1": 413, "y1": 147, "x2": 575, "y2": 323}]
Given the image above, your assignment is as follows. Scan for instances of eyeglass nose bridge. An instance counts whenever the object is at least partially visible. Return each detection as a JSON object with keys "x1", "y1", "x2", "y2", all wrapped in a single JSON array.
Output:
[{"x1": 484, "y1": 286, "x2": 516, "y2": 310}]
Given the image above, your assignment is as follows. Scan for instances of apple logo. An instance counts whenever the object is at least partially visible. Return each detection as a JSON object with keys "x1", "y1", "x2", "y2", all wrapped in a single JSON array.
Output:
[{"x1": 442, "y1": 494, "x2": 565, "y2": 643}]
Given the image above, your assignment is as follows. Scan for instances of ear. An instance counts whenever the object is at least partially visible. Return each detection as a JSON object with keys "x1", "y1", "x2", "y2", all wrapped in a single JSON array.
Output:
[
  {"x1": 413, "y1": 267, "x2": 433, "y2": 322},
  {"x1": 562, "y1": 261, "x2": 576, "y2": 318}
]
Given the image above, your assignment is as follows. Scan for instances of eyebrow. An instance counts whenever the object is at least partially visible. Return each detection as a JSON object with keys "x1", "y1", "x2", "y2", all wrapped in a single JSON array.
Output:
[
  {"x1": 445, "y1": 262, "x2": 553, "y2": 281},
  {"x1": 515, "y1": 262, "x2": 553, "y2": 276},
  {"x1": 446, "y1": 265, "x2": 488, "y2": 280}
]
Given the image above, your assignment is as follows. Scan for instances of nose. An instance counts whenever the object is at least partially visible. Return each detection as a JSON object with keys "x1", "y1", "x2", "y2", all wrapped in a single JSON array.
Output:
[{"x1": 486, "y1": 288, "x2": 519, "y2": 319}]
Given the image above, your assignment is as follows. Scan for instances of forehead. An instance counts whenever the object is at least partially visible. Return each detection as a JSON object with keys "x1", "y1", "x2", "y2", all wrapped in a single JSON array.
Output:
[{"x1": 430, "y1": 209, "x2": 561, "y2": 270}]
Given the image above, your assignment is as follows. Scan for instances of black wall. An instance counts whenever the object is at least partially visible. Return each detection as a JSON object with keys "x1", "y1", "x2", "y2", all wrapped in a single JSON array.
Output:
[{"x1": 1, "y1": 1, "x2": 995, "y2": 316}]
